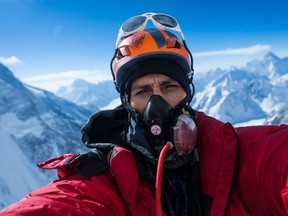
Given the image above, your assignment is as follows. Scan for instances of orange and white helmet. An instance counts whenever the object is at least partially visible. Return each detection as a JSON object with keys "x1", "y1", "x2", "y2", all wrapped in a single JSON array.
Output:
[{"x1": 110, "y1": 28, "x2": 194, "y2": 104}]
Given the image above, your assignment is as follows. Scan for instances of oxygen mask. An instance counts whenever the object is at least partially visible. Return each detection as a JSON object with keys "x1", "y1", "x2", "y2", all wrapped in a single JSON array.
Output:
[{"x1": 142, "y1": 95, "x2": 197, "y2": 155}]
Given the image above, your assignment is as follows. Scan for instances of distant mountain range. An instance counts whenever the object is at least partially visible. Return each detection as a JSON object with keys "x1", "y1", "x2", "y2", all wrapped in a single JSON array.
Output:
[
  {"x1": 0, "y1": 52, "x2": 287, "y2": 209},
  {"x1": 192, "y1": 52, "x2": 288, "y2": 125}
]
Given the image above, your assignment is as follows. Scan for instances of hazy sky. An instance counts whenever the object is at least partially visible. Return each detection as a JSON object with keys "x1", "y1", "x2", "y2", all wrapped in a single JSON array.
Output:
[{"x1": 1, "y1": 0, "x2": 288, "y2": 91}]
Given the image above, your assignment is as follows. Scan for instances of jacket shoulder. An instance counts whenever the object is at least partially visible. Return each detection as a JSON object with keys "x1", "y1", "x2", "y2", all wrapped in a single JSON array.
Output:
[{"x1": 81, "y1": 106, "x2": 128, "y2": 146}]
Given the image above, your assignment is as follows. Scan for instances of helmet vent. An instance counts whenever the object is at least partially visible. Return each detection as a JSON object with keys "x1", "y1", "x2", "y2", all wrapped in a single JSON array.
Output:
[
  {"x1": 117, "y1": 46, "x2": 131, "y2": 59},
  {"x1": 131, "y1": 32, "x2": 145, "y2": 49},
  {"x1": 166, "y1": 37, "x2": 181, "y2": 49},
  {"x1": 116, "y1": 50, "x2": 124, "y2": 60}
]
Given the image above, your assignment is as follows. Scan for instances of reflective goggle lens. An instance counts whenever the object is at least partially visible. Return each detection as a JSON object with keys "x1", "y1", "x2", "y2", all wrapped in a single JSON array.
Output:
[
  {"x1": 122, "y1": 16, "x2": 146, "y2": 33},
  {"x1": 152, "y1": 14, "x2": 177, "y2": 28}
]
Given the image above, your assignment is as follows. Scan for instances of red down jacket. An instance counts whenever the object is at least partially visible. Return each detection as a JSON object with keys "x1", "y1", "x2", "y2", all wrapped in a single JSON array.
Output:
[{"x1": 0, "y1": 111, "x2": 287, "y2": 215}]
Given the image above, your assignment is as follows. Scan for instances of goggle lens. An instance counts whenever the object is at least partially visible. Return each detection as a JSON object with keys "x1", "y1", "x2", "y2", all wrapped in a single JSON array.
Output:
[
  {"x1": 152, "y1": 14, "x2": 177, "y2": 28},
  {"x1": 122, "y1": 16, "x2": 146, "y2": 33}
]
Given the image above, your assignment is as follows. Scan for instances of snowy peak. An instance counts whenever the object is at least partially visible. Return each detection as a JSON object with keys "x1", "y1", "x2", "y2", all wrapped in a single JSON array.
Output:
[
  {"x1": 263, "y1": 52, "x2": 280, "y2": 62},
  {"x1": 246, "y1": 52, "x2": 288, "y2": 76},
  {"x1": 0, "y1": 64, "x2": 28, "y2": 95},
  {"x1": 0, "y1": 63, "x2": 17, "y2": 83},
  {"x1": 0, "y1": 65, "x2": 37, "y2": 117},
  {"x1": 264, "y1": 52, "x2": 288, "y2": 76},
  {"x1": 57, "y1": 78, "x2": 119, "y2": 111}
]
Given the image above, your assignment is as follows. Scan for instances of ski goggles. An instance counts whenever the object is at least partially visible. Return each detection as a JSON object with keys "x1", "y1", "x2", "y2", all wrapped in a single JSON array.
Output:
[{"x1": 116, "y1": 12, "x2": 186, "y2": 47}]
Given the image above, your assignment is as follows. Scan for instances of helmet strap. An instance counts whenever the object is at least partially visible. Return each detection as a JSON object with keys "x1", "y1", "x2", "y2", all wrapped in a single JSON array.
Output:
[
  {"x1": 110, "y1": 49, "x2": 121, "y2": 93},
  {"x1": 120, "y1": 91, "x2": 136, "y2": 112}
]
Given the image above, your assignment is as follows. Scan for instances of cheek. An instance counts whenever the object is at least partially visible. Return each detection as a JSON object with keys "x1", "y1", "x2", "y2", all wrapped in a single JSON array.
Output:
[
  {"x1": 166, "y1": 92, "x2": 187, "y2": 107},
  {"x1": 130, "y1": 98, "x2": 148, "y2": 114}
]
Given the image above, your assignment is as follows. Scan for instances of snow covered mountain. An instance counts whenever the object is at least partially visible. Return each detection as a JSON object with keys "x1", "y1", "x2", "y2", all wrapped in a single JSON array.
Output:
[
  {"x1": 193, "y1": 52, "x2": 288, "y2": 124},
  {"x1": 264, "y1": 103, "x2": 288, "y2": 125},
  {"x1": 0, "y1": 64, "x2": 92, "y2": 209},
  {"x1": 56, "y1": 79, "x2": 120, "y2": 112}
]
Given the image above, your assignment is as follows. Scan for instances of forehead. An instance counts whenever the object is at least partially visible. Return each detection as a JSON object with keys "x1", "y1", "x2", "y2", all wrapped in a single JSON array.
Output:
[{"x1": 131, "y1": 73, "x2": 176, "y2": 87}]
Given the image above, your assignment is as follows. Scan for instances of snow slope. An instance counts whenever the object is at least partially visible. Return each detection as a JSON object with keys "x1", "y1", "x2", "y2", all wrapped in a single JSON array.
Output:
[{"x1": 0, "y1": 64, "x2": 92, "y2": 209}]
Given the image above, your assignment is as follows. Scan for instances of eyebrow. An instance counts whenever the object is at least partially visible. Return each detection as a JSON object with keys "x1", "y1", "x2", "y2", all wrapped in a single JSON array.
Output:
[{"x1": 131, "y1": 78, "x2": 176, "y2": 91}]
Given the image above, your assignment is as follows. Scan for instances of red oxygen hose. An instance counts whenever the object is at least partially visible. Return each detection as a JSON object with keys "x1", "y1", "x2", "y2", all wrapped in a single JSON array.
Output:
[{"x1": 155, "y1": 142, "x2": 173, "y2": 216}]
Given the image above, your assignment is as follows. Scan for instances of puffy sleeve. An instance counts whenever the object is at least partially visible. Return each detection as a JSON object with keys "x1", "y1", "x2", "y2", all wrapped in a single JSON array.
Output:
[
  {"x1": 235, "y1": 124, "x2": 288, "y2": 215},
  {"x1": 0, "y1": 156, "x2": 128, "y2": 216}
]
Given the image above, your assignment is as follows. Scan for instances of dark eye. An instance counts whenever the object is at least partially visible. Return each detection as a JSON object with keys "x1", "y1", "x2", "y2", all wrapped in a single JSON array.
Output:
[
  {"x1": 135, "y1": 89, "x2": 146, "y2": 95},
  {"x1": 135, "y1": 88, "x2": 151, "y2": 96},
  {"x1": 163, "y1": 83, "x2": 179, "y2": 91},
  {"x1": 167, "y1": 84, "x2": 178, "y2": 88}
]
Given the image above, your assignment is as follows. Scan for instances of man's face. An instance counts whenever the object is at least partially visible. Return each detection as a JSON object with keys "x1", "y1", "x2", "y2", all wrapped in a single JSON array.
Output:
[{"x1": 130, "y1": 74, "x2": 187, "y2": 114}]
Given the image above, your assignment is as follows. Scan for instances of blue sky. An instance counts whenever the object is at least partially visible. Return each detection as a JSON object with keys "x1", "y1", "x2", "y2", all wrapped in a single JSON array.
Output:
[{"x1": 1, "y1": 0, "x2": 288, "y2": 91}]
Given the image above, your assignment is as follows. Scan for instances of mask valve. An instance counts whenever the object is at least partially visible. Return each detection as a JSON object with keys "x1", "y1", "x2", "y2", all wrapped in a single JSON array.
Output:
[{"x1": 173, "y1": 114, "x2": 197, "y2": 155}]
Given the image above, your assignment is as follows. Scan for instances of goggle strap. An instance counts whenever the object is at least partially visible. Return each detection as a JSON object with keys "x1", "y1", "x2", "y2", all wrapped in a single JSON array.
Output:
[{"x1": 120, "y1": 92, "x2": 136, "y2": 112}]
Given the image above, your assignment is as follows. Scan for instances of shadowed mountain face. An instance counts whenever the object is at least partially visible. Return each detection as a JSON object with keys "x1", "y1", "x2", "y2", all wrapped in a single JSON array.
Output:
[{"x1": 0, "y1": 63, "x2": 92, "y2": 208}]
